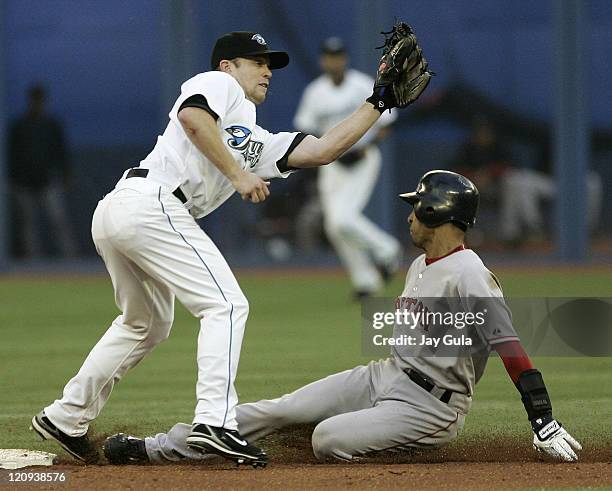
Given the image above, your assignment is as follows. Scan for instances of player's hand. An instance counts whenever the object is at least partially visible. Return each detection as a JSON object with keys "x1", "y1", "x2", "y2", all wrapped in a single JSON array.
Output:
[
  {"x1": 531, "y1": 415, "x2": 582, "y2": 461},
  {"x1": 231, "y1": 170, "x2": 270, "y2": 203}
]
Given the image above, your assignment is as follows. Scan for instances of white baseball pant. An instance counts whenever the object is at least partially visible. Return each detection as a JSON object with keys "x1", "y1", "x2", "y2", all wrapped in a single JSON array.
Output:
[
  {"x1": 318, "y1": 147, "x2": 400, "y2": 293},
  {"x1": 45, "y1": 176, "x2": 248, "y2": 436}
]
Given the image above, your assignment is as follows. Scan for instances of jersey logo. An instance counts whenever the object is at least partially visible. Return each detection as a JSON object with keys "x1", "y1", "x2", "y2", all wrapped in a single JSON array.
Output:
[
  {"x1": 225, "y1": 125, "x2": 264, "y2": 168},
  {"x1": 226, "y1": 125, "x2": 252, "y2": 150}
]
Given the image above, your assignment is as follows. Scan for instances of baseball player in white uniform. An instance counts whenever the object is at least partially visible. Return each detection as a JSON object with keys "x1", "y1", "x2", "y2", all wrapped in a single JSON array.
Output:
[
  {"x1": 103, "y1": 171, "x2": 581, "y2": 465},
  {"x1": 31, "y1": 30, "x2": 426, "y2": 468},
  {"x1": 294, "y1": 38, "x2": 401, "y2": 299}
]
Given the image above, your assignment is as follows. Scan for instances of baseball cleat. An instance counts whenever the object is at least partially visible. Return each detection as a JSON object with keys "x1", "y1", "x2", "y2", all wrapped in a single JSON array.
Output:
[
  {"x1": 376, "y1": 251, "x2": 402, "y2": 285},
  {"x1": 186, "y1": 424, "x2": 268, "y2": 468},
  {"x1": 31, "y1": 411, "x2": 99, "y2": 464},
  {"x1": 353, "y1": 289, "x2": 374, "y2": 302},
  {"x1": 103, "y1": 433, "x2": 149, "y2": 465}
]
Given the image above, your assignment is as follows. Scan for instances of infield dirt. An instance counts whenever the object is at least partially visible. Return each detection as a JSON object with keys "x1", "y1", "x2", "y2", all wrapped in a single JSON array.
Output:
[
  {"x1": 6, "y1": 461, "x2": 608, "y2": 491},
  {"x1": 4, "y1": 429, "x2": 611, "y2": 490}
]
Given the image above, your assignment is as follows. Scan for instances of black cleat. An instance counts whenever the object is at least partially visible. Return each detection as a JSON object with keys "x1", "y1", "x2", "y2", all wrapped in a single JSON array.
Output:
[
  {"x1": 375, "y1": 253, "x2": 401, "y2": 285},
  {"x1": 378, "y1": 263, "x2": 395, "y2": 283},
  {"x1": 353, "y1": 289, "x2": 374, "y2": 302},
  {"x1": 30, "y1": 411, "x2": 99, "y2": 464},
  {"x1": 103, "y1": 433, "x2": 149, "y2": 465},
  {"x1": 186, "y1": 424, "x2": 268, "y2": 468}
]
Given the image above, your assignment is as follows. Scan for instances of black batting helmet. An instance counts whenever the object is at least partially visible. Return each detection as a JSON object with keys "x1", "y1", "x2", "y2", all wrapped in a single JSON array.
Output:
[{"x1": 400, "y1": 170, "x2": 479, "y2": 230}]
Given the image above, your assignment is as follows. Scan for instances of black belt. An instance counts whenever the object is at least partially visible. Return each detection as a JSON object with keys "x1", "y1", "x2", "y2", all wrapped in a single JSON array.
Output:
[
  {"x1": 125, "y1": 168, "x2": 187, "y2": 204},
  {"x1": 337, "y1": 148, "x2": 366, "y2": 166},
  {"x1": 403, "y1": 368, "x2": 453, "y2": 404}
]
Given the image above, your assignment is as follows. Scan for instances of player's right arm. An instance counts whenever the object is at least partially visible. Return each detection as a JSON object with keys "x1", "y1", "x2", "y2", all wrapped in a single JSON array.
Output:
[
  {"x1": 174, "y1": 72, "x2": 269, "y2": 203},
  {"x1": 178, "y1": 107, "x2": 269, "y2": 203}
]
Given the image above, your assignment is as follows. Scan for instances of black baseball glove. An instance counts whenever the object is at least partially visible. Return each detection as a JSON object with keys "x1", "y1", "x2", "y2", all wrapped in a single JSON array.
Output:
[{"x1": 366, "y1": 22, "x2": 433, "y2": 113}]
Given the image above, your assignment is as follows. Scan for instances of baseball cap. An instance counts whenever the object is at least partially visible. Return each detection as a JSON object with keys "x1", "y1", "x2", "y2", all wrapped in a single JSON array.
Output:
[
  {"x1": 321, "y1": 37, "x2": 346, "y2": 55},
  {"x1": 211, "y1": 31, "x2": 289, "y2": 70}
]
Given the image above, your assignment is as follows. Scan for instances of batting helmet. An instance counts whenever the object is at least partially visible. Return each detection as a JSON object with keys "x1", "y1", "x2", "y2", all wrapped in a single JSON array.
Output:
[{"x1": 400, "y1": 170, "x2": 479, "y2": 230}]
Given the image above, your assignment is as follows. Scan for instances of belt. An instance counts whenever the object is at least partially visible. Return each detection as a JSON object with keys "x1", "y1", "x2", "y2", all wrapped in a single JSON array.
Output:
[
  {"x1": 125, "y1": 168, "x2": 187, "y2": 204},
  {"x1": 403, "y1": 368, "x2": 453, "y2": 404},
  {"x1": 337, "y1": 148, "x2": 367, "y2": 166}
]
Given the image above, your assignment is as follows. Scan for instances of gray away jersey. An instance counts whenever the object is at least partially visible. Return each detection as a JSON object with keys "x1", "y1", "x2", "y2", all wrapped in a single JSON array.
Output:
[{"x1": 392, "y1": 249, "x2": 519, "y2": 395}]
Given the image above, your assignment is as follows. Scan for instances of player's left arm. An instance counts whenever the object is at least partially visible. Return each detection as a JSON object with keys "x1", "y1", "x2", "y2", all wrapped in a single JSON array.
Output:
[
  {"x1": 459, "y1": 267, "x2": 582, "y2": 462},
  {"x1": 286, "y1": 103, "x2": 381, "y2": 168},
  {"x1": 494, "y1": 341, "x2": 582, "y2": 462}
]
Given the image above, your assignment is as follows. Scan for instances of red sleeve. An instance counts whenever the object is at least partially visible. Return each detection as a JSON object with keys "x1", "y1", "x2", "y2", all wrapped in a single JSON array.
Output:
[{"x1": 494, "y1": 341, "x2": 534, "y2": 383}]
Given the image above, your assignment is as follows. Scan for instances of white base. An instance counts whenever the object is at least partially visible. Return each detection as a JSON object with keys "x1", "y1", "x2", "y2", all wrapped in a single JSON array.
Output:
[{"x1": 0, "y1": 449, "x2": 57, "y2": 469}]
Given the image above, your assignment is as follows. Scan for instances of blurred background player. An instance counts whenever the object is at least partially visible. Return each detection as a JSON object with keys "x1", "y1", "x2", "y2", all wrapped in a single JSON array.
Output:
[
  {"x1": 451, "y1": 115, "x2": 602, "y2": 246},
  {"x1": 498, "y1": 141, "x2": 602, "y2": 246},
  {"x1": 7, "y1": 85, "x2": 76, "y2": 259},
  {"x1": 294, "y1": 37, "x2": 401, "y2": 300}
]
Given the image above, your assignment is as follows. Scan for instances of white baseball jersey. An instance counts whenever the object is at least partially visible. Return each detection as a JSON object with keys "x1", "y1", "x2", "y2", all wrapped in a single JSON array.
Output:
[
  {"x1": 44, "y1": 70, "x2": 309, "y2": 437},
  {"x1": 392, "y1": 248, "x2": 519, "y2": 395},
  {"x1": 293, "y1": 69, "x2": 396, "y2": 148},
  {"x1": 139, "y1": 71, "x2": 300, "y2": 219},
  {"x1": 292, "y1": 69, "x2": 401, "y2": 293}
]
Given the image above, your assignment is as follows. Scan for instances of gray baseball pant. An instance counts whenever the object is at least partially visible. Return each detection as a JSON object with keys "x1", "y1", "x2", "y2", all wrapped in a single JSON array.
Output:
[{"x1": 145, "y1": 358, "x2": 469, "y2": 462}]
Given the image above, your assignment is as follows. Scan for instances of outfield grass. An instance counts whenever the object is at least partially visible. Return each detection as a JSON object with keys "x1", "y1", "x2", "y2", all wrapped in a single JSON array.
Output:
[{"x1": 1, "y1": 268, "x2": 611, "y2": 454}]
